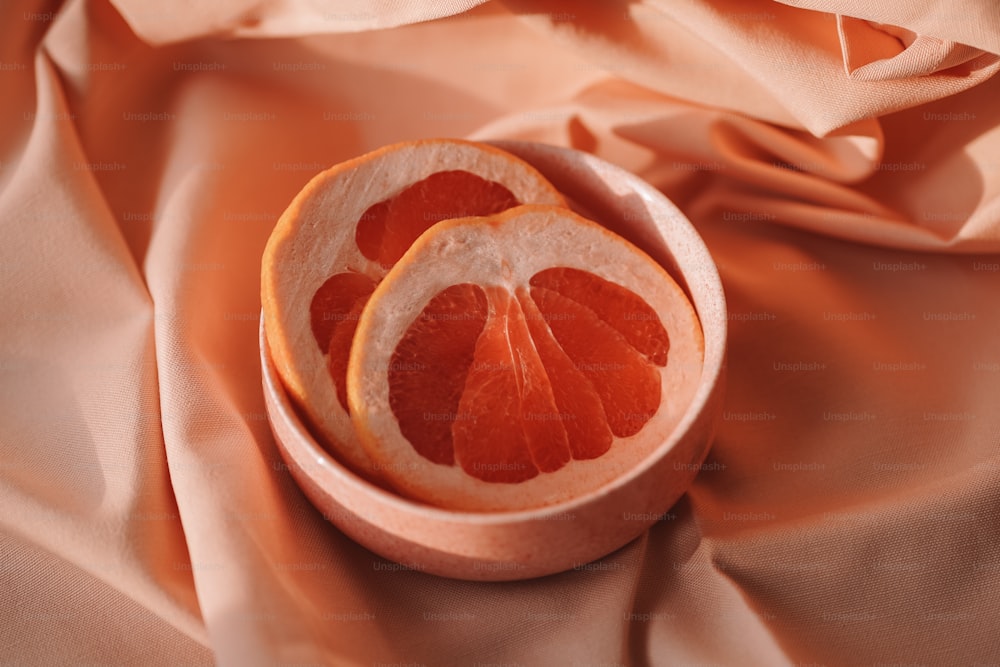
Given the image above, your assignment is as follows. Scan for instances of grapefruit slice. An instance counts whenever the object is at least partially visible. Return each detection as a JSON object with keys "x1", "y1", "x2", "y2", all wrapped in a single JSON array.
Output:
[
  {"x1": 261, "y1": 139, "x2": 566, "y2": 474},
  {"x1": 347, "y1": 205, "x2": 704, "y2": 511}
]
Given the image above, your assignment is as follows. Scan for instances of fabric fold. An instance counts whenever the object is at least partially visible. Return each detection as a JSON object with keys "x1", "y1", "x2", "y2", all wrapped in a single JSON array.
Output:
[
  {"x1": 776, "y1": 0, "x2": 1000, "y2": 55},
  {"x1": 837, "y1": 15, "x2": 999, "y2": 82},
  {"x1": 107, "y1": 0, "x2": 492, "y2": 45},
  {"x1": 0, "y1": 9, "x2": 208, "y2": 657}
]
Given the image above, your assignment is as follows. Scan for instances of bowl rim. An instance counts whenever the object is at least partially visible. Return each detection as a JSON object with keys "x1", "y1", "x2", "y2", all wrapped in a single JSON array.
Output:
[{"x1": 261, "y1": 141, "x2": 728, "y2": 526}]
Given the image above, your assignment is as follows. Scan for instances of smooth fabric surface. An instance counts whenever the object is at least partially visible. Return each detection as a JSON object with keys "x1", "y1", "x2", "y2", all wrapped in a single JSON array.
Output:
[{"x1": 2, "y1": 1, "x2": 1000, "y2": 665}]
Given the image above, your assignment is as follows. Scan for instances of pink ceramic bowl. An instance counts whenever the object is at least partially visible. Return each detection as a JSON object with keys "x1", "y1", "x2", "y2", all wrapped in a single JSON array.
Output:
[{"x1": 260, "y1": 141, "x2": 727, "y2": 581}]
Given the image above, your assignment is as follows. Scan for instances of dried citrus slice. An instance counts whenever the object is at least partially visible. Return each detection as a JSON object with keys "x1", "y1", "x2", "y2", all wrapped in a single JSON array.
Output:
[
  {"x1": 261, "y1": 139, "x2": 566, "y2": 473},
  {"x1": 347, "y1": 205, "x2": 704, "y2": 511}
]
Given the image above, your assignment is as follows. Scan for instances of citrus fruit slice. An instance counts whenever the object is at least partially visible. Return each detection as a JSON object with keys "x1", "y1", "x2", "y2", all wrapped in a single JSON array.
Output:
[
  {"x1": 347, "y1": 205, "x2": 704, "y2": 511},
  {"x1": 261, "y1": 139, "x2": 566, "y2": 473}
]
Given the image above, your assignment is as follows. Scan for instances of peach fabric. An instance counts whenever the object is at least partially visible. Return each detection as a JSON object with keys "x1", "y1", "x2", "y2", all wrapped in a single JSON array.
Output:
[{"x1": 2, "y1": 0, "x2": 1000, "y2": 665}]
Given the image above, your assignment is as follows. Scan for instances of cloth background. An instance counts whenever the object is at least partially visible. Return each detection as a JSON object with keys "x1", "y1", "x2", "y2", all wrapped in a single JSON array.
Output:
[{"x1": 2, "y1": 0, "x2": 1000, "y2": 665}]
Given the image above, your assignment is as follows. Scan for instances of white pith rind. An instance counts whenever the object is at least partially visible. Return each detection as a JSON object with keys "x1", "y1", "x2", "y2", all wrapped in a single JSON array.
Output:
[
  {"x1": 348, "y1": 205, "x2": 705, "y2": 511},
  {"x1": 261, "y1": 140, "x2": 566, "y2": 473}
]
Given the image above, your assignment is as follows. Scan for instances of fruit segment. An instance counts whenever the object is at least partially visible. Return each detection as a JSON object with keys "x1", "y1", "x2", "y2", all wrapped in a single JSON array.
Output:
[
  {"x1": 310, "y1": 272, "x2": 376, "y2": 355},
  {"x1": 387, "y1": 284, "x2": 489, "y2": 466},
  {"x1": 530, "y1": 267, "x2": 670, "y2": 365},
  {"x1": 386, "y1": 267, "x2": 669, "y2": 483},
  {"x1": 528, "y1": 282, "x2": 662, "y2": 438},
  {"x1": 517, "y1": 288, "x2": 613, "y2": 461},
  {"x1": 453, "y1": 286, "x2": 571, "y2": 483},
  {"x1": 355, "y1": 170, "x2": 520, "y2": 268},
  {"x1": 311, "y1": 272, "x2": 377, "y2": 411}
]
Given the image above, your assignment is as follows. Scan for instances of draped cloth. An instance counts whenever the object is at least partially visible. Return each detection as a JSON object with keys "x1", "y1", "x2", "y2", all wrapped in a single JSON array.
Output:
[{"x1": 2, "y1": 1, "x2": 1000, "y2": 665}]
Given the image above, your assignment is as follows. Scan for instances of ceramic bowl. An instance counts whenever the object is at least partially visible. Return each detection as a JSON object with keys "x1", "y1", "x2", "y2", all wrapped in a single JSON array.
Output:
[{"x1": 260, "y1": 141, "x2": 727, "y2": 581}]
